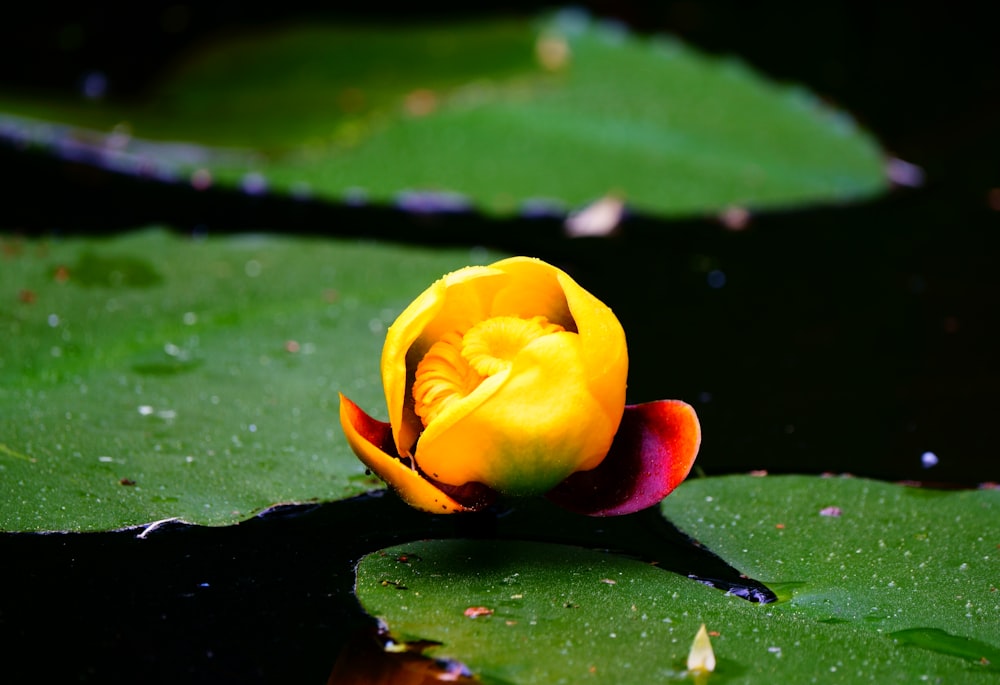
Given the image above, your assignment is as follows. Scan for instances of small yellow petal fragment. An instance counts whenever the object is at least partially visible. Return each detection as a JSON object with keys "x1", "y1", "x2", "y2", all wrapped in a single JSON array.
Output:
[
  {"x1": 687, "y1": 623, "x2": 716, "y2": 674},
  {"x1": 535, "y1": 33, "x2": 570, "y2": 71}
]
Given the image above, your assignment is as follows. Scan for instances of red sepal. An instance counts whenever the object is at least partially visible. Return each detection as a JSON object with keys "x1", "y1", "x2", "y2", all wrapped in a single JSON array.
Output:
[{"x1": 546, "y1": 400, "x2": 701, "y2": 516}]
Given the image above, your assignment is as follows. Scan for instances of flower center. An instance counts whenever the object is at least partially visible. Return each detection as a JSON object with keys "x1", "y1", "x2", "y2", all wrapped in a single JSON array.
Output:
[
  {"x1": 412, "y1": 316, "x2": 564, "y2": 428},
  {"x1": 461, "y1": 316, "x2": 565, "y2": 376}
]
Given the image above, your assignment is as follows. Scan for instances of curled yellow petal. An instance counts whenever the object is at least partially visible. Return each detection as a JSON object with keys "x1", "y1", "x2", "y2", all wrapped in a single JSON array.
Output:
[
  {"x1": 486, "y1": 257, "x2": 576, "y2": 328},
  {"x1": 556, "y1": 270, "x2": 627, "y2": 428},
  {"x1": 415, "y1": 331, "x2": 617, "y2": 494},
  {"x1": 382, "y1": 266, "x2": 508, "y2": 458}
]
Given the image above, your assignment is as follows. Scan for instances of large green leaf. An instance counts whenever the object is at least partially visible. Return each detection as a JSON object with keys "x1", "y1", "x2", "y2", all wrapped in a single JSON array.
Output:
[
  {"x1": 660, "y1": 475, "x2": 1000, "y2": 655},
  {"x1": 0, "y1": 11, "x2": 887, "y2": 218},
  {"x1": 356, "y1": 477, "x2": 999, "y2": 683},
  {"x1": 0, "y1": 228, "x2": 504, "y2": 532}
]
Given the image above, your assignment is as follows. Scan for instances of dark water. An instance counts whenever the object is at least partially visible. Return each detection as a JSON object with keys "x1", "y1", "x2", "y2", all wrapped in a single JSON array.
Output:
[
  {"x1": 1, "y1": 1, "x2": 998, "y2": 683},
  {"x1": 579, "y1": 192, "x2": 1000, "y2": 486}
]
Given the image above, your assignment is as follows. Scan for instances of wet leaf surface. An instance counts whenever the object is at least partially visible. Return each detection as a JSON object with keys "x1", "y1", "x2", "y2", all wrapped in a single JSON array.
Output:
[
  {"x1": 0, "y1": 11, "x2": 887, "y2": 218},
  {"x1": 662, "y1": 475, "x2": 1000, "y2": 672},
  {"x1": 355, "y1": 477, "x2": 999, "y2": 683},
  {"x1": 0, "y1": 228, "x2": 505, "y2": 531}
]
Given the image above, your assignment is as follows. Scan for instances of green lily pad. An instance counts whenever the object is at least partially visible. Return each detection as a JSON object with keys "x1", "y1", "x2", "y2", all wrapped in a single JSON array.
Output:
[
  {"x1": 660, "y1": 475, "x2": 1000, "y2": 661},
  {"x1": 355, "y1": 477, "x2": 999, "y2": 683},
  {"x1": 0, "y1": 11, "x2": 887, "y2": 218},
  {"x1": 0, "y1": 228, "x2": 504, "y2": 532}
]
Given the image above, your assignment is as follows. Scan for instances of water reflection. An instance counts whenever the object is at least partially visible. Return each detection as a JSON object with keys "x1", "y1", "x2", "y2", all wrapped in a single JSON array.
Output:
[{"x1": 328, "y1": 628, "x2": 476, "y2": 684}]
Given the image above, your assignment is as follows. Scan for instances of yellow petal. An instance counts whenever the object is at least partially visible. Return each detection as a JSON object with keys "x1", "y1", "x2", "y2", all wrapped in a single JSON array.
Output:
[
  {"x1": 491, "y1": 256, "x2": 627, "y2": 432},
  {"x1": 378, "y1": 256, "x2": 628, "y2": 498},
  {"x1": 381, "y1": 266, "x2": 507, "y2": 457},
  {"x1": 415, "y1": 331, "x2": 618, "y2": 495},
  {"x1": 338, "y1": 393, "x2": 476, "y2": 514},
  {"x1": 556, "y1": 270, "x2": 628, "y2": 430},
  {"x1": 381, "y1": 277, "x2": 446, "y2": 460},
  {"x1": 687, "y1": 623, "x2": 716, "y2": 674},
  {"x1": 487, "y1": 257, "x2": 575, "y2": 329}
]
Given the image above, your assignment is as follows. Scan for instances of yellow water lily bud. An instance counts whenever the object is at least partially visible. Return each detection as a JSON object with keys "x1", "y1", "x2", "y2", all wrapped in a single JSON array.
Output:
[
  {"x1": 382, "y1": 257, "x2": 627, "y2": 495},
  {"x1": 340, "y1": 256, "x2": 699, "y2": 515}
]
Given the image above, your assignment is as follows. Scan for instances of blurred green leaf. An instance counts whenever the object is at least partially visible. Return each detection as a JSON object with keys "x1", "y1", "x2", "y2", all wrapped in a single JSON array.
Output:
[
  {"x1": 0, "y1": 12, "x2": 887, "y2": 218},
  {"x1": 0, "y1": 228, "x2": 505, "y2": 532},
  {"x1": 355, "y1": 477, "x2": 999, "y2": 683}
]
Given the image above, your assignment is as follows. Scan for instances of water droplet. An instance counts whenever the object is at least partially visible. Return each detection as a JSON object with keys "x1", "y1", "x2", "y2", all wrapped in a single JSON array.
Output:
[
  {"x1": 80, "y1": 71, "x2": 108, "y2": 100},
  {"x1": 241, "y1": 172, "x2": 267, "y2": 195}
]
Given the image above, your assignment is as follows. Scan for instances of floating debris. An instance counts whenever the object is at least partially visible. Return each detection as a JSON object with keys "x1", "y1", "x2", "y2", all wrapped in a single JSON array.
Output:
[
  {"x1": 564, "y1": 195, "x2": 625, "y2": 237},
  {"x1": 536, "y1": 33, "x2": 571, "y2": 71},
  {"x1": 886, "y1": 157, "x2": 925, "y2": 188},
  {"x1": 719, "y1": 205, "x2": 751, "y2": 230}
]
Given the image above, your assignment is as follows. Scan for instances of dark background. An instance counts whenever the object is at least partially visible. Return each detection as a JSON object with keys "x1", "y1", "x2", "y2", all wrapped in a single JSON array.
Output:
[{"x1": 1, "y1": 2, "x2": 998, "y2": 682}]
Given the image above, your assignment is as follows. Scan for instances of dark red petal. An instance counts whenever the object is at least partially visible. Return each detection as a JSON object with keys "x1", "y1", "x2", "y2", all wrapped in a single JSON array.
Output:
[
  {"x1": 340, "y1": 393, "x2": 400, "y2": 458},
  {"x1": 546, "y1": 400, "x2": 701, "y2": 516}
]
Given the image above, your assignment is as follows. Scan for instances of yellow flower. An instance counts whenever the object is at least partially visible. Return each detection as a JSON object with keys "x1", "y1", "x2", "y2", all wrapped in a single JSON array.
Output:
[{"x1": 340, "y1": 257, "x2": 700, "y2": 515}]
